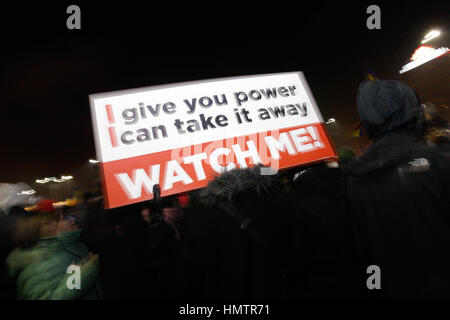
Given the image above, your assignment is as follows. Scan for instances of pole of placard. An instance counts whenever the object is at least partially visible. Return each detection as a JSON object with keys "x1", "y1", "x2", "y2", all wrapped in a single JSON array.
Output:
[{"x1": 151, "y1": 184, "x2": 164, "y2": 224}]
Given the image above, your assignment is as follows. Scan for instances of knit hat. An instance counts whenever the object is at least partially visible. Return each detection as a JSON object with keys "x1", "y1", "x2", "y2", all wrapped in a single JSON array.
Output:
[{"x1": 35, "y1": 199, "x2": 56, "y2": 212}]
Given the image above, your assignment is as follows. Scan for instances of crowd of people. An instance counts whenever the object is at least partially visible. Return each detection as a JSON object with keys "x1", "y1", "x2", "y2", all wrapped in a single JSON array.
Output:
[{"x1": 0, "y1": 80, "x2": 449, "y2": 300}]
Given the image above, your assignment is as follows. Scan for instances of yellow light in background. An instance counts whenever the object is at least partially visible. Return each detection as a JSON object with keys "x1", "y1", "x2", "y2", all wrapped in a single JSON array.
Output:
[{"x1": 24, "y1": 205, "x2": 37, "y2": 212}]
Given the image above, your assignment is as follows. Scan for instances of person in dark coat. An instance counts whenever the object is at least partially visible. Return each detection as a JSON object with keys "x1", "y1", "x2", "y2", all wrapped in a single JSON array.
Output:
[
  {"x1": 93, "y1": 197, "x2": 190, "y2": 300},
  {"x1": 100, "y1": 205, "x2": 148, "y2": 299},
  {"x1": 0, "y1": 206, "x2": 28, "y2": 299},
  {"x1": 73, "y1": 192, "x2": 99, "y2": 252},
  {"x1": 341, "y1": 80, "x2": 450, "y2": 299},
  {"x1": 289, "y1": 161, "x2": 366, "y2": 299},
  {"x1": 186, "y1": 165, "x2": 295, "y2": 300},
  {"x1": 137, "y1": 195, "x2": 192, "y2": 300}
]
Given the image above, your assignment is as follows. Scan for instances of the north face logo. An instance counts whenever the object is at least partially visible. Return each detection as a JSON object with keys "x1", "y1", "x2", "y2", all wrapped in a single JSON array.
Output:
[
  {"x1": 399, "y1": 158, "x2": 430, "y2": 174},
  {"x1": 409, "y1": 158, "x2": 430, "y2": 168}
]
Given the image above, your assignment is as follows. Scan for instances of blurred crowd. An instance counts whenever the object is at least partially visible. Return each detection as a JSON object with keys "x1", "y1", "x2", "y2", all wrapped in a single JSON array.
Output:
[{"x1": 0, "y1": 80, "x2": 449, "y2": 300}]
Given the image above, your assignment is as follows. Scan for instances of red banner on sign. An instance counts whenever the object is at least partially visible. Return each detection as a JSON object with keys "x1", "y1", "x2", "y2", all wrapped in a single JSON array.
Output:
[{"x1": 100, "y1": 123, "x2": 335, "y2": 208}]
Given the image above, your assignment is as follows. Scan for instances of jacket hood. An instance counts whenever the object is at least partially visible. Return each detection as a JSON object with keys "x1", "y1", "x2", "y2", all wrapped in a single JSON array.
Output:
[
  {"x1": 194, "y1": 165, "x2": 283, "y2": 207},
  {"x1": 357, "y1": 80, "x2": 424, "y2": 138},
  {"x1": 341, "y1": 130, "x2": 427, "y2": 176}
]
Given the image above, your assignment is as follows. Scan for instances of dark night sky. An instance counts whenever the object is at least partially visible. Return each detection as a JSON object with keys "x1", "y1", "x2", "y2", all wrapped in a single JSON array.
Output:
[{"x1": 1, "y1": 1, "x2": 448, "y2": 190}]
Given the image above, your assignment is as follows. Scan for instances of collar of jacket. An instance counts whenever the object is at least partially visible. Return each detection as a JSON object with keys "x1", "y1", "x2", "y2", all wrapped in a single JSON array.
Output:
[
  {"x1": 37, "y1": 236, "x2": 62, "y2": 250},
  {"x1": 56, "y1": 229, "x2": 81, "y2": 246},
  {"x1": 341, "y1": 130, "x2": 423, "y2": 177}
]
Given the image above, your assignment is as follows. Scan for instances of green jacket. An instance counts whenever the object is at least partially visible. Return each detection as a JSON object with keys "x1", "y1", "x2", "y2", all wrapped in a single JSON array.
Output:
[
  {"x1": 57, "y1": 230, "x2": 102, "y2": 299},
  {"x1": 7, "y1": 232, "x2": 100, "y2": 300}
]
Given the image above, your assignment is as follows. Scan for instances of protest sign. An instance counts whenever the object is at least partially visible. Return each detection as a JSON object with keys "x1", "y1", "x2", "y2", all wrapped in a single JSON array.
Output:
[{"x1": 90, "y1": 72, "x2": 336, "y2": 208}]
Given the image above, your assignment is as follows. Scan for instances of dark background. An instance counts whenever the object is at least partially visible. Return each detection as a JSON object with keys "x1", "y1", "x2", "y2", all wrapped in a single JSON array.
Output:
[{"x1": 0, "y1": 1, "x2": 448, "y2": 197}]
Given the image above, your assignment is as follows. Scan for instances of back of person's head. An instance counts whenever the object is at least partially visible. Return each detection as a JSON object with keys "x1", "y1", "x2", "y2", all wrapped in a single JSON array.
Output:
[
  {"x1": 357, "y1": 80, "x2": 425, "y2": 138},
  {"x1": 195, "y1": 165, "x2": 283, "y2": 211},
  {"x1": 8, "y1": 205, "x2": 29, "y2": 217},
  {"x1": 193, "y1": 165, "x2": 290, "y2": 240},
  {"x1": 107, "y1": 205, "x2": 148, "y2": 249},
  {"x1": 15, "y1": 211, "x2": 59, "y2": 249}
]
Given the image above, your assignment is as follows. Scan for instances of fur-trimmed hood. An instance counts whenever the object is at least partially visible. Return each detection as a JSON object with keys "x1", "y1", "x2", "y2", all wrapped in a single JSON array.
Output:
[{"x1": 193, "y1": 165, "x2": 283, "y2": 207}]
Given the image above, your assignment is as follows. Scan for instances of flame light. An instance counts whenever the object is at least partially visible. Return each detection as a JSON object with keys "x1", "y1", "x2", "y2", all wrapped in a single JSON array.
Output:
[{"x1": 399, "y1": 46, "x2": 449, "y2": 74}]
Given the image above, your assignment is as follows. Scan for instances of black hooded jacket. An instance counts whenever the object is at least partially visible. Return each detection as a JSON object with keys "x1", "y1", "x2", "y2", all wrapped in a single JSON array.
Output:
[
  {"x1": 342, "y1": 80, "x2": 450, "y2": 299},
  {"x1": 290, "y1": 164, "x2": 366, "y2": 299},
  {"x1": 186, "y1": 166, "x2": 294, "y2": 300}
]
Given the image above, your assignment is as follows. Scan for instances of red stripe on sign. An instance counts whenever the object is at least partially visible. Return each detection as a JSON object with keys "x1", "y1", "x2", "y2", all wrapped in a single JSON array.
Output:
[
  {"x1": 108, "y1": 126, "x2": 119, "y2": 148},
  {"x1": 100, "y1": 123, "x2": 337, "y2": 209},
  {"x1": 105, "y1": 104, "x2": 115, "y2": 124}
]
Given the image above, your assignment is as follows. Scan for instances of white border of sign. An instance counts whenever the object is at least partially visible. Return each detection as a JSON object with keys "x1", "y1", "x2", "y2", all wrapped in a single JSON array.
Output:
[{"x1": 89, "y1": 71, "x2": 325, "y2": 163}]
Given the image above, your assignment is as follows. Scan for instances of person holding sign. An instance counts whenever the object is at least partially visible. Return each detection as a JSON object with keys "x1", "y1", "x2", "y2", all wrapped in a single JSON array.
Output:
[{"x1": 89, "y1": 72, "x2": 337, "y2": 209}]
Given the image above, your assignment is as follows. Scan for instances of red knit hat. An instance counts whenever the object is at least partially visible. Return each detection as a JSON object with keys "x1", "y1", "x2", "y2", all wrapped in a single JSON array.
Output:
[{"x1": 35, "y1": 199, "x2": 56, "y2": 212}]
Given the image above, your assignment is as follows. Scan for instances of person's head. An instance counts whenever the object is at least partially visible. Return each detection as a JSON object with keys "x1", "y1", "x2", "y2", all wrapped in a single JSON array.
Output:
[
  {"x1": 108, "y1": 204, "x2": 148, "y2": 244},
  {"x1": 194, "y1": 165, "x2": 287, "y2": 227},
  {"x1": 57, "y1": 213, "x2": 79, "y2": 233},
  {"x1": 15, "y1": 211, "x2": 59, "y2": 248},
  {"x1": 357, "y1": 80, "x2": 425, "y2": 138},
  {"x1": 83, "y1": 192, "x2": 94, "y2": 203},
  {"x1": 140, "y1": 208, "x2": 152, "y2": 223}
]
